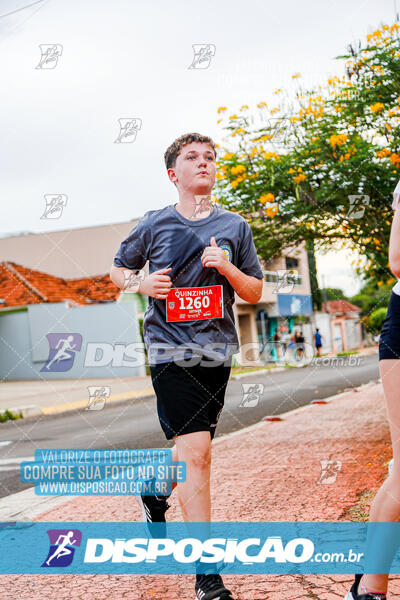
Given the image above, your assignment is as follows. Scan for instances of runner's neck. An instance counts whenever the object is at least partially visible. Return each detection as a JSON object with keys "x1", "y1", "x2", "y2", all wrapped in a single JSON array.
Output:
[{"x1": 174, "y1": 202, "x2": 214, "y2": 220}]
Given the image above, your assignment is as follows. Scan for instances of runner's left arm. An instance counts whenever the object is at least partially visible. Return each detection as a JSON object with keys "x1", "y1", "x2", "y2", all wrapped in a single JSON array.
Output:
[
  {"x1": 219, "y1": 262, "x2": 263, "y2": 304},
  {"x1": 389, "y1": 189, "x2": 400, "y2": 277}
]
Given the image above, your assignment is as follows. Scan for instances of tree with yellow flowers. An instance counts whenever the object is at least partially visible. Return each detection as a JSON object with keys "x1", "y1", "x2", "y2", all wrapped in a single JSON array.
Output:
[{"x1": 214, "y1": 22, "x2": 400, "y2": 295}]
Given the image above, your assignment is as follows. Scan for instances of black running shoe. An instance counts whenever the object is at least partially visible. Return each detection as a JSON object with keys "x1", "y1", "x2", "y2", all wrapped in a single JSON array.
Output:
[
  {"x1": 344, "y1": 574, "x2": 387, "y2": 600},
  {"x1": 136, "y1": 493, "x2": 170, "y2": 537},
  {"x1": 195, "y1": 573, "x2": 235, "y2": 600}
]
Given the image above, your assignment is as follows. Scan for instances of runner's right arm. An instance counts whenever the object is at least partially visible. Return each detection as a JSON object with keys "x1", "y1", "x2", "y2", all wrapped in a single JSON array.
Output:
[
  {"x1": 110, "y1": 213, "x2": 170, "y2": 299},
  {"x1": 110, "y1": 264, "x2": 172, "y2": 299}
]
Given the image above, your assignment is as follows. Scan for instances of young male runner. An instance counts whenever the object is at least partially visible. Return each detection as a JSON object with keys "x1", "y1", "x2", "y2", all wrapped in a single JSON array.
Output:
[{"x1": 110, "y1": 132, "x2": 264, "y2": 600}]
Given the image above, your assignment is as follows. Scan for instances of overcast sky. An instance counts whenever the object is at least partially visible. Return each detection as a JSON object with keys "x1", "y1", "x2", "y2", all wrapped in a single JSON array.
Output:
[{"x1": 0, "y1": 0, "x2": 397, "y2": 296}]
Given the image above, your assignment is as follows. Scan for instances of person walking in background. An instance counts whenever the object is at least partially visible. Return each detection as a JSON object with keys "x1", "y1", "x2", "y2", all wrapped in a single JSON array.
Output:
[
  {"x1": 315, "y1": 328, "x2": 323, "y2": 357},
  {"x1": 297, "y1": 330, "x2": 305, "y2": 359},
  {"x1": 272, "y1": 329, "x2": 282, "y2": 361}
]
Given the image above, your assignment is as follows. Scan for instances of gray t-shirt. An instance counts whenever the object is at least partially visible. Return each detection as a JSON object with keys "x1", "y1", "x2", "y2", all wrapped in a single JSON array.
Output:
[{"x1": 113, "y1": 203, "x2": 264, "y2": 364}]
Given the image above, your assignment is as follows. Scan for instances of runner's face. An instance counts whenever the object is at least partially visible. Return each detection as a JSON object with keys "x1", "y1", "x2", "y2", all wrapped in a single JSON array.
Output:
[{"x1": 170, "y1": 142, "x2": 216, "y2": 193}]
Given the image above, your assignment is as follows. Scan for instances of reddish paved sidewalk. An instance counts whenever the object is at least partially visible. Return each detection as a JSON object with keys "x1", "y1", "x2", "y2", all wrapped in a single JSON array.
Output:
[{"x1": 1, "y1": 380, "x2": 399, "y2": 599}]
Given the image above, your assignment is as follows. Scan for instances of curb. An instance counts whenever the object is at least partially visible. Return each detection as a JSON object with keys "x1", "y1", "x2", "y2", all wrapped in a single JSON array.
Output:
[
  {"x1": 0, "y1": 405, "x2": 43, "y2": 419},
  {"x1": 231, "y1": 367, "x2": 287, "y2": 379}
]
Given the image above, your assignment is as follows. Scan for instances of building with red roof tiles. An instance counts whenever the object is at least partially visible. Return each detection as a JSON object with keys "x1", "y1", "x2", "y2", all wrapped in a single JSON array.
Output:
[
  {"x1": 322, "y1": 300, "x2": 362, "y2": 315},
  {"x1": 0, "y1": 261, "x2": 120, "y2": 309},
  {"x1": 315, "y1": 299, "x2": 363, "y2": 354}
]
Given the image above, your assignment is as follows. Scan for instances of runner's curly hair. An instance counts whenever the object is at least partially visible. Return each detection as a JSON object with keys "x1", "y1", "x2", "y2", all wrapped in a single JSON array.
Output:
[{"x1": 164, "y1": 133, "x2": 217, "y2": 176}]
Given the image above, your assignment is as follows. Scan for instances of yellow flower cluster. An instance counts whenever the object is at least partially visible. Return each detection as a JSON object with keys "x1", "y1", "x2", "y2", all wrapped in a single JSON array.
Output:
[
  {"x1": 254, "y1": 134, "x2": 274, "y2": 142},
  {"x1": 299, "y1": 104, "x2": 324, "y2": 119},
  {"x1": 223, "y1": 152, "x2": 235, "y2": 160},
  {"x1": 294, "y1": 173, "x2": 306, "y2": 184},
  {"x1": 367, "y1": 24, "x2": 399, "y2": 43},
  {"x1": 274, "y1": 89, "x2": 282, "y2": 95},
  {"x1": 230, "y1": 165, "x2": 247, "y2": 187},
  {"x1": 231, "y1": 179, "x2": 241, "y2": 188},
  {"x1": 263, "y1": 151, "x2": 279, "y2": 160},
  {"x1": 217, "y1": 106, "x2": 227, "y2": 113},
  {"x1": 240, "y1": 105, "x2": 249, "y2": 111},
  {"x1": 339, "y1": 153, "x2": 351, "y2": 162},
  {"x1": 257, "y1": 102, "x2": 267, "y2": 109},
  {"x1": 289, "y1": 166, "x2": 306, "y2": 184},
  {"x1": 232, "y1": 128, "x2": 246, "y2": 137},
  {"x1": 390, "y1": 153, "x2": 400, "y2": 166},
  {"x1": 370, "y1": 102, "x2": 385, "y2": 113},
  {"x1": 376, "y1": 148, "x2": 391, "y2": 158},
  {"x1": 258, "y1": 193, "x2": 275, "y2": 205},
  {"x1": 370, "y1": 65, "x2": 384, "y2": 76},
  {"x1": 230, "y1": 165, "x2": 246, "y2": 175},
  {"x1": 265, "y1": 205, "x2": 279, "y2": 218},
  {"x1": 329, "y1": 133, "x2": 348, "y2": 148},
  {"x1": 270, "y1": 108, "x2": 280, "y2": 114},
  {"x1": 292, "y1": 73, "x2": 301, "y2": 79}
]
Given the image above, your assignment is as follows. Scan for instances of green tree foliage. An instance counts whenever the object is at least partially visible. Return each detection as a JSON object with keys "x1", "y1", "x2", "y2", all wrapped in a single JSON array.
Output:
[{"x1": 214, "y1": 22, "x2": 400, "y2": 293}]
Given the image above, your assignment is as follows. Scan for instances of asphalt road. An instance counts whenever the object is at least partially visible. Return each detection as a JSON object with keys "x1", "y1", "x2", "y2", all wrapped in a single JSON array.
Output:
[{"x1": 0, "y1": 353, "x2": 380, "y2": 498}]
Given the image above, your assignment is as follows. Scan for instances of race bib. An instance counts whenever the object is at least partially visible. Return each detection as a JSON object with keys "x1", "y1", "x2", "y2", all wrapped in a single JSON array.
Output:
[{"x1": 166, "y1": 285, "x2": 224, "y2": 322}]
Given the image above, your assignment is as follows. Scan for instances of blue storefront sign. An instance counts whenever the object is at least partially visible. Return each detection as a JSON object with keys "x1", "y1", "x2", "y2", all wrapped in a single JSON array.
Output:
[{"x1": 277, "y1": 294, "x2": 313, "y2": 317}]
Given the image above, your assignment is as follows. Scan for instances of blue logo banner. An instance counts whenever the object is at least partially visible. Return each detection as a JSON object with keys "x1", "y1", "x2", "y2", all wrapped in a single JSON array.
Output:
[{"x1": 0, "y1": 522, "x2": 399, "y2": 574}]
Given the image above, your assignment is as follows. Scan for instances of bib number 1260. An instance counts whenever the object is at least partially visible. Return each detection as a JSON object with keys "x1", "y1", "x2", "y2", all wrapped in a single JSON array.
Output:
[{"x1": 165, "y1": 285, "x2": 224, "y2": 322}]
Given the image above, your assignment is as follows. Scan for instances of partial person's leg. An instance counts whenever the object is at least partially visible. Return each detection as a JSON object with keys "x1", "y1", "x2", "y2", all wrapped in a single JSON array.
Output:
[
  {"x1": 173, "y1": 431, "x2": 212, "y2": 521},
  {"x1": 360, "y1": 358, "x2": 400, "y2": 594},
  {"x1": 170, "y1": 444, "x2": 178, "y2": 493}
]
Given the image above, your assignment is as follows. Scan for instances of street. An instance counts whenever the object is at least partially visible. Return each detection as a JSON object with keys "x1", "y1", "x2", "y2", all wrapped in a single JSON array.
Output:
[{"x1": 0, "y1": 353, "x2": 380, "y2": 498}]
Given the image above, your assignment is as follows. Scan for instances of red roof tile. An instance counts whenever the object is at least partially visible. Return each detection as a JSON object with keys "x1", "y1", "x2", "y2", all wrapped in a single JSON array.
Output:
[
  {"x1": 323, "y1": 300, "x2": 361, "y2": 314},
  {"x1": 0, "y1": 262, "x2": 120, "y2": 308}
]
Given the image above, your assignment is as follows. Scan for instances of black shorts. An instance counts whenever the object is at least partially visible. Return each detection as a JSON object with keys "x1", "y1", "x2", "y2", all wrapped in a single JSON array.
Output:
[
  {"x1": 149, "y1": 357, "x2": 232, "y2": 440},
  {"x1": 379, "y1": 291, "x2": 400, "y2": 360}
]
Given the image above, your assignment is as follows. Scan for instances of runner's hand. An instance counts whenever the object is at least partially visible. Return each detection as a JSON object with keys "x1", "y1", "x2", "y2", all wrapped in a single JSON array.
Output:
[
  {"x1": 139, "y1": 267, "x2": 172, "y2": 299},
  {"x1": 201, "y1": 236, "x2": 229, "y2": 274}
]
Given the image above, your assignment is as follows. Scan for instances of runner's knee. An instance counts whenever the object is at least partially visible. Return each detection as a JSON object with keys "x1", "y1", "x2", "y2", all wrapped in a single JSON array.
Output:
[{"x1": 184, "y1": 444, "x2": 211, "y2": 471}]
